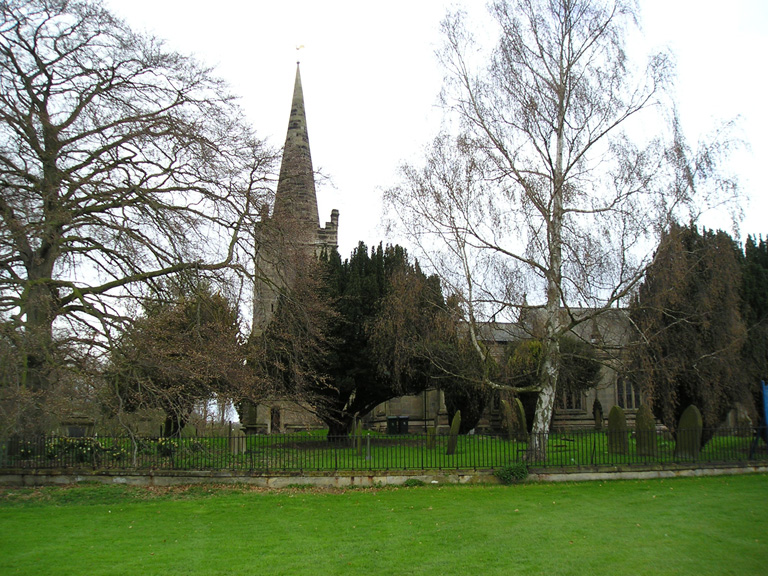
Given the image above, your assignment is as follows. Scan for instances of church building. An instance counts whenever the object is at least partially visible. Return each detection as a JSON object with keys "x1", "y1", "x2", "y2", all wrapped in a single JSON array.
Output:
[
  {"x1": 244, "y1": 64, "x2": 639, "y2": 435},
  {"x1": 244, "y1": 64, "x2": 338, "y2": 433}
]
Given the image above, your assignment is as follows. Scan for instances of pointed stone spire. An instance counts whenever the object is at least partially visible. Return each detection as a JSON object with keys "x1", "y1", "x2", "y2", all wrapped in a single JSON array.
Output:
[
  {"x1": 252, "y1": 63, "x2": 338, "y2": 332},
  {"x1": 273, "y1": 62, "x2": 320, "y2": 240}
]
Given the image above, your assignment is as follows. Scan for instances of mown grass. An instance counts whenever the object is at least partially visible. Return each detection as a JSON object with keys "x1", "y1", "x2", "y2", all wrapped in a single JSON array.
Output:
[{"x1": 0, "y1": 474, "x2": 766, "y2": 575}]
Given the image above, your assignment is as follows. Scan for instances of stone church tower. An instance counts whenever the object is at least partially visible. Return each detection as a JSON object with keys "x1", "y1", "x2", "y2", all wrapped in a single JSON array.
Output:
[{"x1": 253, "y1": 63, "x2": 339, "y2": 331}]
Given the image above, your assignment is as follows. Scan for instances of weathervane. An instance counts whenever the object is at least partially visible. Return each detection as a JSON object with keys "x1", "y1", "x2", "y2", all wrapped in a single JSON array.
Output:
[{"x1": 296, "y1": 44, "x2": 304, "y2": 65}]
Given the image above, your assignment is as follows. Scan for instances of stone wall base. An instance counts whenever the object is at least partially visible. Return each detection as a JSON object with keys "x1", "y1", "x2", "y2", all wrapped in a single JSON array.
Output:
[{"x1": 0, "y1": 464, "x2": 766, "y2": 488}]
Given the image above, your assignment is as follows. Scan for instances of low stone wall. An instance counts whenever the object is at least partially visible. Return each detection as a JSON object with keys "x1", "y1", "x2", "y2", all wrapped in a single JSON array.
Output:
[
  {"x1": 0, "y1": 469, "x2": 481, "y2": 488},
  {"x1": 528, "y1": 463, "x2": 768, "y2": 482},
  {"x1": 1, "y1": 463, "x2": 766, "y2": 488}
]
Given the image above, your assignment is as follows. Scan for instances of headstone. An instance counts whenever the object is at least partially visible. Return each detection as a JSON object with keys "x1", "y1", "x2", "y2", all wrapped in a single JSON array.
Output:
[
  {"x1": 501, "y1": 398, "x2": 528, "y2": 442},
  {"x1": 607, "y1": 405, "x2": 628, "y2": 455},
  {"x1": 674, "y1": 404, "x2": 703, "y2": 460},
  {"x1": 355, "y1": 420, "x2": 364, "y2": 456},
  {"x1": 426, "y1": 424, "x2": 436, "y2": 449},
  {"x1": 592, "y1": 398, "x2": 604, "y2": 431},
  {"x1": 446, "y1": 410, "x2": 461, "y2": 456},
  {"x1": 229, "y1": 431, "x2": 246, "y2": 455},
  {"x1": 61, "y1": 414, "x2": 95, "y2": 437},
  {"x1": 635, "y1": 404, "x2": 657, "y2": 457},
  {"x1": 239, "y1": 401, "x2": 266, "y2": 435}
]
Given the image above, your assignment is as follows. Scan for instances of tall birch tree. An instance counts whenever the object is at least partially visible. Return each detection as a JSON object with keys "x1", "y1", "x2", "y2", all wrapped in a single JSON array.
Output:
[{"x1": 386, "y1": 0, "x2": 737, "y2": 457}]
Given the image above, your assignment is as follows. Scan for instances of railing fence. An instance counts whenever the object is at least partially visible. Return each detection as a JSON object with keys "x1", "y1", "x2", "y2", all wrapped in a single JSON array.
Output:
[{"x1": 1, "y1": 427, "x2": 765, "y2": 473}]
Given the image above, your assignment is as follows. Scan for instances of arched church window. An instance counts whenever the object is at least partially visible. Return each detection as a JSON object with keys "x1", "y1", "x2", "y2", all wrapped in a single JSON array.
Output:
[{"x1": 617, "y1": 376, "x2": 641, "y2": 410}]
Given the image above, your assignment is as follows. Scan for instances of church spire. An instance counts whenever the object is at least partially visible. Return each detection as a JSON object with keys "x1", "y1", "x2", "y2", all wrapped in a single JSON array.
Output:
[
  {"x1": 252, "y1": 62, "x2": 338, "y2": 334},
  {"x1": 273, "y1": 62, "x2": 320, "y2": 236}
]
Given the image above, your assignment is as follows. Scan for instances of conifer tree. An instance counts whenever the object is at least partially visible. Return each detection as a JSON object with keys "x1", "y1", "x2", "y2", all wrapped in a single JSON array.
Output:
[
  {"x1": 307, "y1": 243, "x2": 460, "y2": 438},
  {"x1": 628, "y1": 223, "x2": 748, "y2": 436},
  {"x1": 741, "y1": 234, "x2": 768, "y2": 430}
]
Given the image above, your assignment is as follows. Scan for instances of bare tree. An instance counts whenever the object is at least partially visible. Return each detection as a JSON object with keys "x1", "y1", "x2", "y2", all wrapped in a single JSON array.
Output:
[
  {"x1": 0, "y1": 0, "x2": 274, "y2": 410},
  {"x1": 386, "y1": 0, "x2": 738, "y2": 457}
]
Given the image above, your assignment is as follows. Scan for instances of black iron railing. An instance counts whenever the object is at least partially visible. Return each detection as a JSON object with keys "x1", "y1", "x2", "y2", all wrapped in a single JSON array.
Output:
[{"x1": 1, "y1": 428, "x2": 765, "y2": 472}]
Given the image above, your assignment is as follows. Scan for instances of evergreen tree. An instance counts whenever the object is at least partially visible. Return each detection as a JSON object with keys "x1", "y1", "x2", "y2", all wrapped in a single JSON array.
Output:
[
  {"x1": 741, "y1": 234, "x2": 768, "y2": 428},
  {"x1": 430, "y1": 315, "x2": 491, "y2": 434},
  {"x1": 315, "y1": 243, "x2": 454, "y2": 438},
  {"x1": 628, "y1": 223, "x2": 749, "y2": 436}
]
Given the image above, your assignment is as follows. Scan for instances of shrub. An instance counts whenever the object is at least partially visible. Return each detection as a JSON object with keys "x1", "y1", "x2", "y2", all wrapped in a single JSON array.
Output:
[
  {"x1": 7, "y1": 438, "x2": 39, "y2": 459},
  {"x1": 188, "y1": 439, "x2": 205, "y2": 453},
  {"x1": 157, "y1": 437, "x2": 179, "y2": 457},
  {"x1": 138, "y1": 438, "x2": 158, "y2": 456},
  {"x1": 403, "y1": 478, "x2": 425, "y2": 487},
  {"x1": 103, "y1": 444, "x2": 128, "y2": 462},
  {"x1": 607, "y1": 405, "x2": 628, "y2": 455},
  {"x1": 494, "y1": 462, "x2": 528, "y2": 484},
  {"x1": 45, "y1": 438, "x2": 104, "y2": 464}
]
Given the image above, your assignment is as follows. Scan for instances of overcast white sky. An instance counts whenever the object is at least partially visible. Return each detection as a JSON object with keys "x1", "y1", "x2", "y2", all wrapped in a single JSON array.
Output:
[{"x1": 104, "y1": 0, "x2": 767, "y2": 257}]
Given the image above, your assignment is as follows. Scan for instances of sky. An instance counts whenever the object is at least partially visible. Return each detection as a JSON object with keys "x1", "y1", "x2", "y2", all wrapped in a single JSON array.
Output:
[{"x1": 103, "y1": 0, "x2": 767, "y2": 257}]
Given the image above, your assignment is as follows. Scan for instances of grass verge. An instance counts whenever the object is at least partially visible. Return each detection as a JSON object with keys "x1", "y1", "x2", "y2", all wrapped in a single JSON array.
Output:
[{"x1": 0, "y1": 475, "x2": 766, "y2": 575}]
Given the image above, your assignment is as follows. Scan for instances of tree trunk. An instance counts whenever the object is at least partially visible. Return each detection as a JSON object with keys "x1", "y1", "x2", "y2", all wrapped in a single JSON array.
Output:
[
  {"x1": 528, "y1": 339, "x2": 559, "y2": 461},
  {"x1": 21, "y1": 269, "x2": 59, "y2": 391},
  {"x1": 528, "y1": 51, "x2": 567, "y2": 462},
  {"x1": 22, "y1": 324, "x2": 55, "y2": 393},
  {"x1": 162, "y1": 414, "x2": 186, "y2": 438},
  {"x1": 18, "y1": 267, "x2": 60, "y2": 435},
  {"x1": 326, "y1": 417, "x2": 353, "y2": 442},
  {"x1": 16, "y1": 185, "x2": 61, "y2": 391}
]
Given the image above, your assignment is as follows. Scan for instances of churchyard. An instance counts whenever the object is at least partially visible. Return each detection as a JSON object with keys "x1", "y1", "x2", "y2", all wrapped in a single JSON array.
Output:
[
  {"x1": 0, "y1": 474, "x2": 765, "y2": 575},
  {"x1": 3, "y1": 425, "x2": 765, "y2": 474}
]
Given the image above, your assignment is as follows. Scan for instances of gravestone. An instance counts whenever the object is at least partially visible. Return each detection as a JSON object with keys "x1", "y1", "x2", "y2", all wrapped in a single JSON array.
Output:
[
  {"x1": 426, "y1": 421, "x2": 437, "y2": 449},
  {"x1": 446, "y1": 410, "x2": 461, "y2": 456},
  {"x1": 240, "y1": 401, "x2": 267, "y2": 435},
  {"x1": 592, "y1": 398, "x2": 604, "y2": 431},
  {"x1": 674, "y1": 404, "x2": 703, "y2": 460},
  {"x1": 635, "y1": 404, "x2": 657, "y2": 457},
  {"x1": 355, "y1": 419, "x2": 364, "y2": 456},
  {"x1": 501, "y1": 398, "x2": 528, "y2": 442},
  {"x1": 61, "y1": 414, "x2": 95, "y2": 437},
  {"x1": 607, "y1": 405, "x2": 628, "y2": 455},
  {"x1": 229, "y1": 430, "x2": 246, "y2": 455}
]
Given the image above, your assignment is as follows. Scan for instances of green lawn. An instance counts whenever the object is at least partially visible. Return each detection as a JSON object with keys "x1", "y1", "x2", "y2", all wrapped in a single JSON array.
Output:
[{"x1": 1, "y1": 474, "x2": 766, "y2": 575}]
